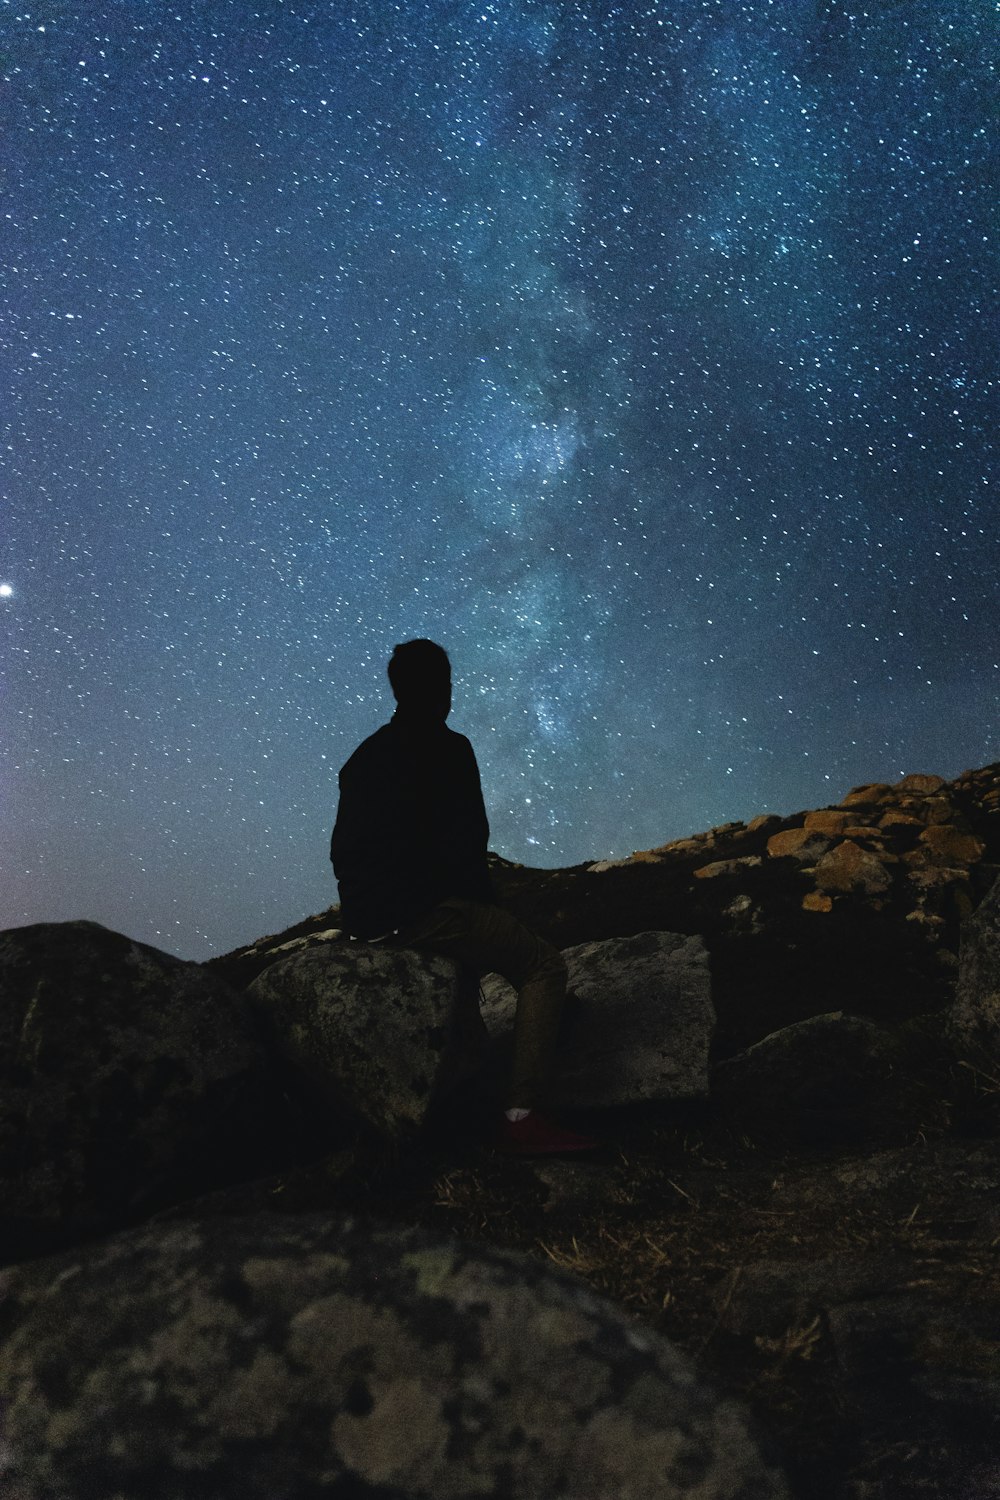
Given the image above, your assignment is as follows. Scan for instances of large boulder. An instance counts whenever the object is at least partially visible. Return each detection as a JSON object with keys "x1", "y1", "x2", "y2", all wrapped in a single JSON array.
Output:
[
  {"x1": 480, "y1": 931, "x2": 713, "y2": 1108},
  {"x1": 950, "y1": 875, "x2": 1000, "y2": 1063},
  {"x1": 247, "y1": 943, "x2": 491, "y2": 1140},
  {"x1": 0, "y1": 1212, "x2": 790, "y2": 1500},
  {"x1": 0, "y1": 922, "x2": 290, "y2": 1259},
  {"x1": 711, "y1": 1011, "x2": 927, "y2": 1146}
]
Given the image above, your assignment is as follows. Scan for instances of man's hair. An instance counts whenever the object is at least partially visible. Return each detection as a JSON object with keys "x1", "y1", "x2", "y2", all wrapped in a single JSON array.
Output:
[{"x1": 387, "y1": 638, "x2": 451, "y2": 704}]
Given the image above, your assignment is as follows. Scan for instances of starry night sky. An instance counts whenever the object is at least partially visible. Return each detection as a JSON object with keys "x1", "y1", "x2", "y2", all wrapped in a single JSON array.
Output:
[{"x1": 2, "y1": 0, "x2": 997, "y2": 960}]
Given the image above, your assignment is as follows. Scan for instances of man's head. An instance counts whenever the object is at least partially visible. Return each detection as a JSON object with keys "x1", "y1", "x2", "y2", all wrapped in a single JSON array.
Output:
[{"x1": 387, "y1": 639, "x2": 451, "y2": 719}]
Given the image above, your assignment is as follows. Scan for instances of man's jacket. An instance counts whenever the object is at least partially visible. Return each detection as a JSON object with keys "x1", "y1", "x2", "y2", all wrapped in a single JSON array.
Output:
[{"x1": 330, "y1": 706, "x2": 495, "y2": 938}]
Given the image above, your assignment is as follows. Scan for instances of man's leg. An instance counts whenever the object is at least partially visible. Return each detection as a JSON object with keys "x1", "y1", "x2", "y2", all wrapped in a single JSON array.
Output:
[{"x1": 394, "y1": 897, "x2": 566, "y2": 1111}]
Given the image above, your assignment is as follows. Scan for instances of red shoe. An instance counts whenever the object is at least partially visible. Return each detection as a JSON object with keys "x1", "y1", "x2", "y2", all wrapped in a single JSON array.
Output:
[{"x1": 492, "y1": 1110, "x2": 598, "y2": 1157}]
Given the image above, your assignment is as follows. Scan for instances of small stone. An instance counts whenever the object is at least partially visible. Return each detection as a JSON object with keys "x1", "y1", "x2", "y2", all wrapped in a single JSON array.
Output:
[
  {"x1": 694, "y1": 857, "x2": 762, "y2": 879},
  {"x1": 766, "y1": 827, "x2": 831, "y2": 861},
  {"x1": 907, "y1": 864, "x2": 972, "y2": 890},
  {"x1": 650, "y1": 836, "x2": 704, "y2": 857},
  {"x1": 803, "y1": 810, "x2": 852, "y2": 834},
  {"x1": 802, "y1": 892, "x2": 834, "y2": 913},
  {"x1": 725, "y1": 894, "x2": 754, "y2": 916}
]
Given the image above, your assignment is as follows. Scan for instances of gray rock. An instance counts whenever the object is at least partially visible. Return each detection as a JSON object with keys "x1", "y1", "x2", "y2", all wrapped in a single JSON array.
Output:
[
  {"x1": 0, "y1": 1212, "x2": 791, "y2": 1500},
  {"x1": 248, "y1": 943, "x2": 490, "y2": 1140},
  {"x1": 712, "y1": 1012, "x2": 916, "y2": 1144},
  {"x1": 951, "y1": 874, "x2": 1000, "y2": 1061},
  {"x1": 481, "y1": 930, "x2": 713, "y2": 1108},
  {"x1": 0, "y1": 921, "x2": 285, "y2": 1256}
]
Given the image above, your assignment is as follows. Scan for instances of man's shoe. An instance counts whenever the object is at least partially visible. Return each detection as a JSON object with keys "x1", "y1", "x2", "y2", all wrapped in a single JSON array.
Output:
[{"x1": 492, "y1": 1110, "x2": 598, "y2": 1157}]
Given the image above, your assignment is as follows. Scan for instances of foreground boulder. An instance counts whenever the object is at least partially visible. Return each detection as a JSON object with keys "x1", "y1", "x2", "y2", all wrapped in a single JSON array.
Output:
[
  {"x1": 480, "y1": 931, "x2": 713, "y2": 1108},
  {"x1": 248, "y1": 943, "x2": 490, "y2": 1140},
  {"x1": 0, "y1": 922, "x2": 289, "y2": 1258},
  {"x1": 0, "y1": 1212, "x2": 790, "y2": 1500}
]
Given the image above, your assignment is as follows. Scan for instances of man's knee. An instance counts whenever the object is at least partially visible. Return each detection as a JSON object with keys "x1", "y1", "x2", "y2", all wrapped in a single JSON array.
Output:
[{"x1": 533, "y1": 939, "x2": 568, "y2": 989}]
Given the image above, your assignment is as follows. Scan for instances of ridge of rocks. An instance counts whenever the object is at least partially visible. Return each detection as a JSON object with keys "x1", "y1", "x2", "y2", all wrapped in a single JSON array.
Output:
[{"x1": 211, "y1": 762, "x2": 1000, "y2": 1055}]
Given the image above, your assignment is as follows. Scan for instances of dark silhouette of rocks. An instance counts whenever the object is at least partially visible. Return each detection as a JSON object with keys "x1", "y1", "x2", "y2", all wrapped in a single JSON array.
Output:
[
  {"x1": 0, "y1": 921, "x2": 296, "y2": 1260},
  {"x1": 1, "y1": 761, "x2": 999, "y2": 1498}
]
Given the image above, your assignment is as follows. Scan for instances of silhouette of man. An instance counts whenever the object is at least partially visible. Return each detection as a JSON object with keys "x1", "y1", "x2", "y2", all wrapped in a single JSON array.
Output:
[{"x1": 330, "y1": 638, "x2": 595, "y2": 1155}]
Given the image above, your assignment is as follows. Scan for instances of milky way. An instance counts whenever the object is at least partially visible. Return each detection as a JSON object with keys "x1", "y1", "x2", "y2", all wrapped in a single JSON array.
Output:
[{"x1": 2, "y1": 0, "x2": 997, "y2": 959}]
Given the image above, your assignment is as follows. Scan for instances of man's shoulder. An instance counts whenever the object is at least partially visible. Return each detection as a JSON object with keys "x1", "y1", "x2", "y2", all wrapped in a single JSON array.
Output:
[
  {"x1": 443, "y1": 723, "x2": 474, "y2": 749},
  {"x1": 339, "y1": 719, "x2": 478, "y2": 779},
  {"x1": 339, "y1": 722, "x2": 395, "y2": 777}
]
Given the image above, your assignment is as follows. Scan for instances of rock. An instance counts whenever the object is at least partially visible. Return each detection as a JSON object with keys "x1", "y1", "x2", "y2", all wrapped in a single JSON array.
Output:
[
  {"x1": 766, "y1": 827, "x2": 831, "y2": 862},
  {"x1": 840, "y1": 783, "x2": 892, "y2": 807},
  {"x1": 747, "y1": 814, "x2": 782, "y2": 834},
  {"x1": 693, "y1": 856, "x2": 761, "y2": 879},
  {"x1": 878, "y1": 809, "x2": 925, "y2": 831},
  {"x1": 247, "y1": 943, "x2": 490, "y2": 1141},
  {"x1": 895, "y1": 773, "x2": 947, "y2": 795},
  {"x1": 0, "y1": 922, "x2": 288, "y2": 1258},
  {"x1": 950, "y1": 876, "x2": 1000, "y2": 1061},
  {"x1": 481, "y1": 931, "x2": 713, "y2": 1108},
  {"x1": 0, "y1": 1213, "x2": 791, "y2": 1500},
  {"x1": 920, "y1": 795, "x2": 959, "y2": 825},
  {"x1": 803, "y1": 809, "x2": 852, "y2": 835},
  {"x1": 712, "y1": 1012, "x2": 912, "y2": 1145},
  {"x1": 813, "y1": 840, "x2": 892, "y2": 895},
  {"x1": 919, "y1": 825, "x2": 986, "y2": 865}
]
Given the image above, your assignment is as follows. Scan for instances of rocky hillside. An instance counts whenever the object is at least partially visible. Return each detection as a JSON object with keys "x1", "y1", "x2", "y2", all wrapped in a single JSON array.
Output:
[
  {"x1": 2, "y1": 763, "x2": 998, "y2": 1500},
  {"x1": 212, "y1": 763, "x2": 1000, "y2": 1055}
]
